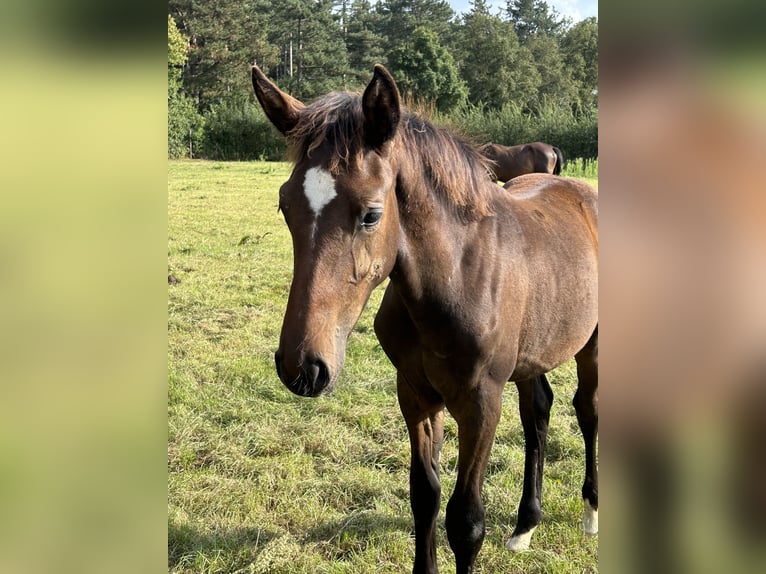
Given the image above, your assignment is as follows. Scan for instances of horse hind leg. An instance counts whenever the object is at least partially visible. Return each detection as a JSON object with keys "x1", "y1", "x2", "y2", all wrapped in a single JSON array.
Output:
[
  {"x1": 507, "y1": 373, "x2": 554, "y2": 552},
  {"x1": 574, "y1": 327, "x2": 598, "y2": 535}
]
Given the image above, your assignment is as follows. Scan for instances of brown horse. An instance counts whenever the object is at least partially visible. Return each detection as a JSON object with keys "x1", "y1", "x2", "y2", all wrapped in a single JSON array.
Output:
[
  {"x1": 252, "y1": 64, "x2": 598, "y2": 574},
  {"x1": 480, "y1": 141, "x2": 564, "y2": 182}
]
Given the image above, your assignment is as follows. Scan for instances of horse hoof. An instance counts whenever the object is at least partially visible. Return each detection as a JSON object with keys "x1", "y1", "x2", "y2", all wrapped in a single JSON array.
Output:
[
  {"x1": 582, "y1": 499, "x2": 598, "y2": 535},
  {"x1": 506, "y1": 527, "x2": 536, "y2": 552}
]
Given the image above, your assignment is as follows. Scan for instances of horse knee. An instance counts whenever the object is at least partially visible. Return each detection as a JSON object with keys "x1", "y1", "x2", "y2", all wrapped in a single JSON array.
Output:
[
  {"x1": 445, "y1": 494, "x2": 485, "y2": 564},
  {"x1": 572, "y1": 388, "x2": 597, "y2": 419},
  {"x1": 410, "y1": 466, "x2": 441, "y2": 520},
  {"x1": 537, "y1": 374, "x2": 553, "y2": 415}
]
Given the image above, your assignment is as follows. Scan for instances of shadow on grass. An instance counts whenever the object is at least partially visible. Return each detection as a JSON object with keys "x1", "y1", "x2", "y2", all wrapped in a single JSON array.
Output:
[
  {"x1": 168, "y1": 516, "x2": 281, "y2": 571},
  {"x1": 544, "y1": 430, "x2": 583, "y2": 464},
  {"x1": 169, "y1": 511, "x2": 415, "y2": 571},
  {"x1": 493, "y1": 505, "x2": 583, "y2": 537},
  {"x1": 303, "y1": 510, "x2": 414, "y2": 560},
  {"x1": 305, "y1": 509, "x2": 413, "y2": 543}
]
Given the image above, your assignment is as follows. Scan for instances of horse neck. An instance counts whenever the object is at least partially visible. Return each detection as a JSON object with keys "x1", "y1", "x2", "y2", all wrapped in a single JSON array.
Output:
[{"x1": 389, "y1": 152, "x2": 496, "y2": 305}]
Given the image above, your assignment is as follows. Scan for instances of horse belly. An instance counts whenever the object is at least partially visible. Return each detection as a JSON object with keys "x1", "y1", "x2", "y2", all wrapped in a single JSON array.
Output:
[
  {"x1": 509, "y1": 255, "x2": 597, "y2": 381},
  {"x1": 510, "y1": 290, "x2": 597, "y2": 380}
]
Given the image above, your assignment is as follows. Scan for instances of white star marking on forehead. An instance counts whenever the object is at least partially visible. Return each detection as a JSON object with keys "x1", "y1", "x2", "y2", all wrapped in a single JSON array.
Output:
[{"x1": 303, "y1": 167, "x2": 337, "y2": 217}]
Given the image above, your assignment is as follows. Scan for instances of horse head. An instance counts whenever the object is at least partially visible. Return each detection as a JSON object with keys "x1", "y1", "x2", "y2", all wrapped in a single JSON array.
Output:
[{"x1": 252, "y1": 65, "x2": 402, "y2": 397}]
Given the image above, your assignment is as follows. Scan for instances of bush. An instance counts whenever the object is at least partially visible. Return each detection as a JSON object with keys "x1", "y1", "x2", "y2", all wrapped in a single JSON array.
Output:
[
  {"x1": 200, "y1": 100, "x2": 286, "y2": 161},
  {"x1": 560, "y1": 158, "x2": 599, "y2": 179},
  {"x1": 174, "y1": 95, "x2": 596, "y2": 164},
  {"x1": 168, "y1": 92, "x2": 205, "y2": 159},
  {"x1": 444, "y1": 101, "x2": 598, "y2": 161}
]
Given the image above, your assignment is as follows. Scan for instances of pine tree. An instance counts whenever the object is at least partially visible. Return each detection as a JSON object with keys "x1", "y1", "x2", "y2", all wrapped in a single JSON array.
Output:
[
  {"x1": 525, "y1": 33, "x2": 578, "y2": 110},
  {"x1": 267, "y1": 0, "x2": 349, "y2": 99},
  {"x1": 560, "y1": 17, "x2": 598, "y2": 110},
  {"x1": 169, "y1": 0, "x2": 276, "y2": 108},
  {"x1": 505, "y1": 0, "x2": 569, "y2": 44},
  {"x1": 374, "y1": 0, "x2": 456, "y2": 53},
  {"x1": 345, "y1": 0, "x2": 387, "y2": 89},
  {"x1": 388, "y1": 26, "x2": 467, "y2": 111},
  {"x1": 457, "y1": 0, "x2": 541, "y2": 110}
]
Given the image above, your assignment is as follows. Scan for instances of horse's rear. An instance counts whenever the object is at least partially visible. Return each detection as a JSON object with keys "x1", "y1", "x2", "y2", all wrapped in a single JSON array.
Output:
[{"x1": 481, "y1": 142, "x2": 563, "y2": 182}]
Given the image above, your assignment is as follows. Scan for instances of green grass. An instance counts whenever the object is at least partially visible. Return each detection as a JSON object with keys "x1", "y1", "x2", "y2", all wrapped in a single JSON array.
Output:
[
  {"x1": 168, "y1": 160, "x2": 598, "y2": 573},
  {"x1": 560, "y1": 158, "x2": 599, "y2": 180}
]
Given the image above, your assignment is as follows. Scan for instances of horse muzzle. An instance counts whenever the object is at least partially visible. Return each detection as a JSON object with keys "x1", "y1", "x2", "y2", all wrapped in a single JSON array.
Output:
[{"x1": 274, "y1": 350, "x2": 334, "y2": 397}]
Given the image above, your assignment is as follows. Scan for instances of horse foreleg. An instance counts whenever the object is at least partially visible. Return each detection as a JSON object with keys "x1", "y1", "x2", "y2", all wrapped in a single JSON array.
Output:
[
  {"x1": 398, "y1": 373, "x2": 444, "y2": 574},
  {"x1": 507, "y1": 374, "x2": 553, "y2": 552},
  {"x1": 574, "y1": 327, "x2": 599, "y2": 535},
  {"x1": 444, "y1": 381, "x2": 504, "y2": 574}
]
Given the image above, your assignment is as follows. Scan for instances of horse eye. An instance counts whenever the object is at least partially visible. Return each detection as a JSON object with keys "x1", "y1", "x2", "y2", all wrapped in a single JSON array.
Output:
[{"x1": 361, "y1": 209, "x2": 383, "y2": 228}]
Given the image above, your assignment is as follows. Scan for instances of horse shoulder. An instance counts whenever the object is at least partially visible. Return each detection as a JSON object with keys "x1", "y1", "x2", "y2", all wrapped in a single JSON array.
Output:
[{"x1": 374, "y1": 283, "x2": 419, "y2": 370}]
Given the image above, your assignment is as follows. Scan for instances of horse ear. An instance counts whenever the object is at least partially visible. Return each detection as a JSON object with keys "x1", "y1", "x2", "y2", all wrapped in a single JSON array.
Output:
[
  {"x1": 251, "y1": 66, "x2": 305, "y2": 135},
  {"x1": 362, "y1": 65, "x2": 401, "y2": 151}
]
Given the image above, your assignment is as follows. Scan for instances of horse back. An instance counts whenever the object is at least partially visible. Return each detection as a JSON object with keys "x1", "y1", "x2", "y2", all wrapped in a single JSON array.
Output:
[{"x1": 503, "y1": 173, "x2": 596, "y2": 226}]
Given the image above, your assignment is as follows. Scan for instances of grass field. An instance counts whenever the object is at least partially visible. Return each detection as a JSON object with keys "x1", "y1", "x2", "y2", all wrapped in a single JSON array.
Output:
[{"x1": 168, "y1": 160, "x2": 598, "y2": 573}]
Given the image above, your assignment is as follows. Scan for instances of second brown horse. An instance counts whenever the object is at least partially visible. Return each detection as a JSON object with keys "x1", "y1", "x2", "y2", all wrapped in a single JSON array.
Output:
[{"x1": 480, "y1": 142, "x2": 564, "y2": 182}]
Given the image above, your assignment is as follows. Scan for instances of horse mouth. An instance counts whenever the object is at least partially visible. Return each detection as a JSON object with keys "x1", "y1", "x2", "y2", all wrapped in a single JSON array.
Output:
[{"x1": 274, "y1": 350, "x2": 336, "y2": 397}]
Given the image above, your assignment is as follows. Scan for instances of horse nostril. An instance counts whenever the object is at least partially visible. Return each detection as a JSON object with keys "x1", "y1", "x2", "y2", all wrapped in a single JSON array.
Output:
[
  {"x1": 276, "y1": 351, "x2": 332, "y2": 397},
  {"x1": 303, "y1": 356, "x2": 331, "y2": 395},
  {"x1": 304, "y1": 361, "x2": 320, "y2": 386}
]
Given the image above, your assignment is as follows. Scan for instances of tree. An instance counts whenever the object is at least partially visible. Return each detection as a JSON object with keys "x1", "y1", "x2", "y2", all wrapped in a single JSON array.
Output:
[
  {"x1": 457, "y1": 0, "x2": 541, "y2": 110},
  {"x1": 345, "y1": 0, "x2": 387, "y2": 88},
  {"x1": 168, "y1": 15, "x2": 204, "y2": 158},
  {"x1": 267, "y1": 0, "x2": 349, "y2": 99},
  {"x1": 525, "y1": 32, "x2": 578, "y2": 110},
  {"x1": 505, "y1": 0, "x2": 569, "y2": 43},
  {"x1": 560, "y1": 17, "x2": 598, "y2": 110},
  {"x1": 388, "y1": 26, "x2": 467, "y2": 111},
  {"x1": 169, "y1": 0, "x2": 276, "y2": 109},
  {"x1": 168, "y1": 14, "x2": 188, "y2": 76},
  {"x1": 375, "y1": 0, "x2": 456, "y2": 53}
]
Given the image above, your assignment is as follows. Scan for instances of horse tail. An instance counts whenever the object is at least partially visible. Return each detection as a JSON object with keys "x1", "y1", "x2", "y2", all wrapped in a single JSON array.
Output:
[{"x1": 552, "y1": 146, "x2": 564, "y2": 175}]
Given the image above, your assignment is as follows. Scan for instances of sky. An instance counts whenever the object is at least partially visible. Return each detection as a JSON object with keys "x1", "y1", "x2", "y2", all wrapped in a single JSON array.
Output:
[{"x1": 447, "y1": 0, "x2": 598, "y2": 23}]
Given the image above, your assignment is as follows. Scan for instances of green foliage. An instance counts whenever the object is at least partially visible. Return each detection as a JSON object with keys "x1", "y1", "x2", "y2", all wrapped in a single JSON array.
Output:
[
  {"x1": 374, "y1": 0, "x2": 456, "y2": 53},
  {"x1": 560, "y1": 17, "x2": 599, "y2": 111},
  {"x1": 168, "y1": 14, "x2": 204, "y2": 158},
  {"x1": 388, "y1": 26, "x2": 467, "y2": 112},
  {"x1": 266, "y1": 0, "x2": 350, "y2": 99},
  {"x1": 525, "y1": 32, "x2": 578, "y2": 110},
  {"x1": 168, "y1": 15, "x2": 188, "y2": 70},
  {"x1": 168, "y1": 92, "x2": 205, "y2": 159},
  {"x1": 506, "y1": 0, "x2": 570, "y2": 43},
  {"x1": 201, "y1": 99, "x2": 286, "y2": 161},
  {"x1": 169, "y1": 0, "x2": 277, "y2": 106},
  {"x1": 446, "y1": 101, "x2": 598, "y2": 160},
  {"x1": 168, "y1": 14, "x2": 187, "y2": 94},
  {"x1": 167, "y1": 2, "x2": 598, "y2": 159},
  {"x1": 345, "y1": 0, "x2": 387, "y2": 89},
  {"x1": 457, "y1": 1, "x2": 540, "y2": 111},
  {"x1": 560, "y1": 157, "x2": 599, "y2": 179}
]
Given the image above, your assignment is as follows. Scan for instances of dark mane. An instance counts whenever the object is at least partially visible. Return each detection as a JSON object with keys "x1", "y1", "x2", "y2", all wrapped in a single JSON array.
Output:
[{"x1": 285, "y1": 92, "x2": 495, "y2": 220}]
